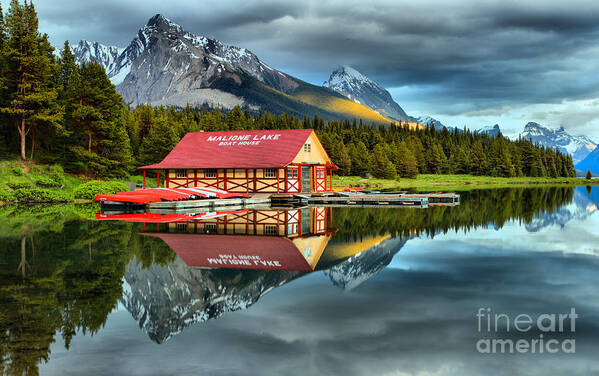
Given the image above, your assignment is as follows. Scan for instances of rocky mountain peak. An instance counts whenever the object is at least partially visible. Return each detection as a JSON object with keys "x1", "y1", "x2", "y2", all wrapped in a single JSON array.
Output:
[{"x1": 323, "y1": 65, "x2": 411, "y2": 122}]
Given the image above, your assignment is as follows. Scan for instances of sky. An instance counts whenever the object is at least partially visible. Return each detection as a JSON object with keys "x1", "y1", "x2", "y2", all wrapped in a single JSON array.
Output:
[{"x1": 9, "y1": 0, "x2": 599, "y2": 139}]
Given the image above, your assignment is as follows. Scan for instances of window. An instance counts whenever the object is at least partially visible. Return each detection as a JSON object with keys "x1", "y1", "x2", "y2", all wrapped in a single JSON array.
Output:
[
  {"x1": 304, "y1": 143, "x2": 311, "y2": 152},
  {"x1": 205, "y1": 169, "x2": 217, "y2": 178},
  {"x1": 264, "y1": 168, "x2": 277, "y2": 178},
  {"x1": 265, "y1": 225, "x2": 278, "y2": 236},
  {"x1": 175, "y1": 169, "x2": 186, "y2": 178},
  {"x1": 205, "y1": 224, "x2": 217, "y2": 233},
  {"x1": 316, "y1": 168, "x2": 325, "y2": 178},
  {"x1": 287, "y1": 167, "x2": 298, "y2": 178},
  {"x1": 176, "y1": 223, "x2": 187, "y2": 232}
]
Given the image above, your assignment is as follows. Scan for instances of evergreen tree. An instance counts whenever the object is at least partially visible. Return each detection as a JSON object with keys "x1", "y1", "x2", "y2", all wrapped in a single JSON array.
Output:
[
  {"x1": 138, "y1": 113, "x2": 179, "y2": 167},
  {"x1": 350, "y1": 141, "x2": 371, "y2": 177},
  {"x1": 70, "y1": 61, "x2": 132, "y2": 177},
  {"x1": 490, "y1": 138, "x2": 515, "y2": 177},
  {"x1": 586, "y1": 169, "x2": 593, "y2": 180},
  {"x1": 427, "y1": 142, "x2": 448, "y2": 174},
  {"x1": 0, "y1": 0, "x2": 63, "y2": 160},
  {"x1": 371, "y1": 145, "x2": 396, "y2": 179},
  {"x1": 396, "y1": 141, "x2": 418, "y2": 178}
]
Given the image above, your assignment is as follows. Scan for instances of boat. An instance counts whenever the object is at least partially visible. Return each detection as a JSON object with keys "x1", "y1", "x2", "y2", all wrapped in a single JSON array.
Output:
[{"x1": 95, "y1": 187, "x2": 249, "y2": 209}]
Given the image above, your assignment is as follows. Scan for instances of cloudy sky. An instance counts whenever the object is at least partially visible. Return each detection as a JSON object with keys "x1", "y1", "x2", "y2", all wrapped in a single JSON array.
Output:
[{"x1": 10, "y1": 0, "x2": 599, "y2": 138}]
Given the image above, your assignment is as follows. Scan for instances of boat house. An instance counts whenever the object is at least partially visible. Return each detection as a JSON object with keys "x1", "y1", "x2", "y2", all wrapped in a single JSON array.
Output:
[{"x1": 139, "y1": 129, "x2": 337, "y2": 193}]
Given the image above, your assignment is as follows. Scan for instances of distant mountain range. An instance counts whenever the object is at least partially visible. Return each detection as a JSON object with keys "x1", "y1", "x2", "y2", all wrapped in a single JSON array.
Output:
[
  {"x1": 72, "y1": 14, "x2": 391, "y2": 123},
  {"x1": 519, "y1": 122, "x2": 597, "y2": 164}
]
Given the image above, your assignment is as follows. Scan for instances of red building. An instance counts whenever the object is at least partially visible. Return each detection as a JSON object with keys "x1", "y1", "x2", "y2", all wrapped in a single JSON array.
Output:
[{"x1": 139, "y1": 129, "x2": 337, "y2": 193}]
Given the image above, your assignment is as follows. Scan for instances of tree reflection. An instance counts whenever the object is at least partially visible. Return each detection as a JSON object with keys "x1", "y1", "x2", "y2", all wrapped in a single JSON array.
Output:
[{"x1": 0, "y1": 186, "x2": 578, "y2": 373}]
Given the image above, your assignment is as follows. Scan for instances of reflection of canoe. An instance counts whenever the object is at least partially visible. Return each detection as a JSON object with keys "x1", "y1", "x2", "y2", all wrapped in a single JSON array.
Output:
[
  {"x1": 95, "y1": 209, "x2": 248, "y2": 223},
  {"x1": 95, "y1": 187, "x2": 249, "y2": 205}
]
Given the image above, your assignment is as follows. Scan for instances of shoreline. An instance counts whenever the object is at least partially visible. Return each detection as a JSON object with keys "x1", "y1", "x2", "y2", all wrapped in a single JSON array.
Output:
[{"x1": 332, "y1": 175, "x2": 599, "y2": 192}]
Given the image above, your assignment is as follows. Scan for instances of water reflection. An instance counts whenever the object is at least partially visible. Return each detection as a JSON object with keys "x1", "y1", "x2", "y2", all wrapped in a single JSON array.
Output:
[{"x1": 1, "y1": 186, "x2": 597, "y2": 374}]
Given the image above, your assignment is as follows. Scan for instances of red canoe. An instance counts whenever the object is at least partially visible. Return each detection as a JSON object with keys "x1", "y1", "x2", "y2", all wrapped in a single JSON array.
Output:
[
  {"x1": 95, "y1": 187, "x2": 249, "y2": 204},
  {"x1": 95, "y1": 209, "x2": 248, "y2": 223}
]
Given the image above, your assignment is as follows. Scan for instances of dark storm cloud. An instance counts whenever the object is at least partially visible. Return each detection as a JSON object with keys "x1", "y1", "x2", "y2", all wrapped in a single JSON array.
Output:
[{"x1": 21, "y1": 0, "x2": 599, "y2": 114}]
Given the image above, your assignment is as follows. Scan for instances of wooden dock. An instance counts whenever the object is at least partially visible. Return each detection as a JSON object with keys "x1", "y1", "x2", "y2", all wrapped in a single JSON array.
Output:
[
  {"x1": 272, "y1": 192, "x2": 459, "y2": 208},
  {"x1": 148, "y1": 194, "x2": 271, "y2": 210},
  {"x1": 142, "y1": 191, "x2": 459, "y2": 211}
]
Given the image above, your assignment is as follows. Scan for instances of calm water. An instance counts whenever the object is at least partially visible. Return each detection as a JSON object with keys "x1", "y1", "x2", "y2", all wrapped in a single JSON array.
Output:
[{"x1": 1, "y1": 186, "x2": 599, "y2": 375}]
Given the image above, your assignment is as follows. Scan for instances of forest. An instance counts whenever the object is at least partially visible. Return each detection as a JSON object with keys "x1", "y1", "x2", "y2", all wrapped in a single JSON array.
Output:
[{"x1": 0, "y1": 1, "x2": 575, "y2": 181}]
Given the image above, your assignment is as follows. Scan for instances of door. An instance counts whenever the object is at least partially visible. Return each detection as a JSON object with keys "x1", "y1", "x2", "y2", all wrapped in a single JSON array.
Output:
[{"x1": 301, "y1": 166, "x2": 311, "y2": 193}]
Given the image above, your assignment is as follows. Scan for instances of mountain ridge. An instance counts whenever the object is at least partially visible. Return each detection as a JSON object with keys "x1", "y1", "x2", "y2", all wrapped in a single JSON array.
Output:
[
  {"x1": 71, "y1": 15, "x2": 391, "y2": 124},
  {"x1": 519, "y1": 122, "x2": 597, "y2": 164}
]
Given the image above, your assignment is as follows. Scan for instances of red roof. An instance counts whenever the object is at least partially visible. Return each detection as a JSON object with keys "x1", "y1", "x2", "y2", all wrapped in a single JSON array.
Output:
[
  {"x1": 139, "y1": 129, "x2": 317, "y2": 169},
  {"x1": 141, "y1": 233, "x2": 314, "y2": 271}
]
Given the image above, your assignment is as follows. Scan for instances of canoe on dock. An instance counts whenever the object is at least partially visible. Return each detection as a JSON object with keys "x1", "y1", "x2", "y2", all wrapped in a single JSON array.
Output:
[{"x1": 95, "y1": 187, "x2": 249, "y2": 206}]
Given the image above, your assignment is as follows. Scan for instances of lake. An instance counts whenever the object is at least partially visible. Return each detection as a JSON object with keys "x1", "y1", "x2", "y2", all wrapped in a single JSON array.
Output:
[{"x1": 1, "y1": 186, "x2": 598, "y2": 375}]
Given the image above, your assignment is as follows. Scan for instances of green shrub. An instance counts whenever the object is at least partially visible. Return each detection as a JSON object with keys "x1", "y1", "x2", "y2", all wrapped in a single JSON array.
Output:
[
  {"x1": 0, "y1": 190, "x2": 16, "y2": 202},
  {"x1": 11, "y1": 166, "x2": 24, "y2": 176},
  {"x1": 7, "y1": 180, "x2": 32, "y2": 190},
  {"x1": 73, "y1": 180, "x2": 129, "y2": 200},
  {"x1": 48, "y1": 164, "x2": 66, "y2": 186},
  {"x1": 35, "y1": 175, "x2": 62, "y2": 188},
  {"x1": 14, "y1": 188, "x2": 70, "y2": 202}
]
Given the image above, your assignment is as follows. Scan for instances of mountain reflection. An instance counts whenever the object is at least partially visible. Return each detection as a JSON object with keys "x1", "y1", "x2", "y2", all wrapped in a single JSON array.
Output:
[{"x1": 0, "y1": 186, "x2": 593, "y2": 373}]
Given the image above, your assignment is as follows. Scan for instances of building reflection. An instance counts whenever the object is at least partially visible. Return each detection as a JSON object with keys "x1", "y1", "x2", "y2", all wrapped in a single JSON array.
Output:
[{"x1": 98, "y1": 207, "x2": 407, "y2": 343}]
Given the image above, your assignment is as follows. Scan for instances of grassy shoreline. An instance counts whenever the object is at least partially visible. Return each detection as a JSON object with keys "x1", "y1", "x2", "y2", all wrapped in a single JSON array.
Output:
[
  {"x1": 0, "y1": 160, "x2": 156, "y2": 205},
  {"x1": 332, "y1": 174, "x2": 599, "y2": 192},
  {"x1": 2, "y1": 159, "x2": 597, "y2": 204}
]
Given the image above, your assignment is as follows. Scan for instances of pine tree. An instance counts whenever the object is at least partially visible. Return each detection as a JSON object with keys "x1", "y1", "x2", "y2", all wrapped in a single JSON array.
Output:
[
  {"x1": 350, "y1": 141, "x2": 371, "y2": 177},
  {"x1": 586, "y1": 169, "x2": 593, "y2": 180},
  {"x1": 70, "y1": 61, "x2": 132, "y2": 177},
  {"x1": 0, "y1": 0, "x2": 63, "y2": 160},
  {"x1": 371, "y1": 145, "x2": 396, "y2": 179},
  {"x1": 396, "y1": 141, "x2": 418, "y2": 178},
  {"x1": 138, "y1": 114, "x2": 178, "y2": 167},
  {"x1": 427, "y1": 142, "x2": 448, "y2": 174}
]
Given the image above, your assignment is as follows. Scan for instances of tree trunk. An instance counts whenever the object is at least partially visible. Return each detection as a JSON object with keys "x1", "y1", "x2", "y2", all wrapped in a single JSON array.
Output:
[
  {"x1": 19, "y1": 118, "x2": 26, "y2": 160},
  {"x1": 88, "y1": 131, "x2": 92, "y2": 153},
  {"x1": 30, "y1": 130, "x2": 35, "y2": 160}
]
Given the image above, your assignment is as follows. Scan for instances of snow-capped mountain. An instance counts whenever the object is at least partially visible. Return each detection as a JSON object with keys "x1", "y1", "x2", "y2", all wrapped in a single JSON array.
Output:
[
  {"x1": 72, "y1": 40, "x2": 124, "y2": 80},
  {"x1": 325, "y1": 236, "x2": 407, "y2": 290},
  {"x1": 476, "y1": 124, "x2": 501, "y2": 137},
  {"x1": 121, "y1": 256, "x2": 302, "y2": 343},
  {"x1": 323, "y1": 65, "x2": 412, "y2": 122},
  {"x1": 70, "y1": 15, "x2": 388, "y2": 123},
  {"x1": 575, "y1": 147, "x2": 599, "y2": 175},
  {"x1": 519, "y1": 122, "x2": 597, "y2": 164},
  {"x1": 416, "y1": 115, "x2": 447, "y2": 131}
]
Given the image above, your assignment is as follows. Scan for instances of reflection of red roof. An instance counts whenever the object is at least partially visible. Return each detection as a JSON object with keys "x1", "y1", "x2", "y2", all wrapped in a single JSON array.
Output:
[
  {"x1": 139, "y1": 129, "x2": 315, "y2": 170},
  {"x1": 142, "y1": 233, "x2": 313, "y2": 271}
]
